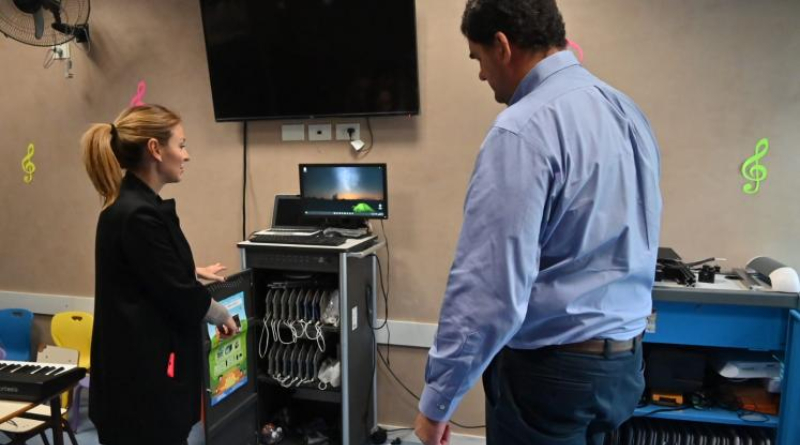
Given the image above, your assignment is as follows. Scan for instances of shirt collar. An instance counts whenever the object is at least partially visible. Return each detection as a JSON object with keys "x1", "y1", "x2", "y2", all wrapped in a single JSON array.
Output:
[{"x1": 509, "y1": 50, "x2": 580, "y2": 106}]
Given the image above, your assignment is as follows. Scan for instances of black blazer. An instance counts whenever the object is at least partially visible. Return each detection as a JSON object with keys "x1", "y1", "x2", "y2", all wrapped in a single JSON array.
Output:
[{"x1": 89, "y1": 173, "x2": 211, "y2": 445}]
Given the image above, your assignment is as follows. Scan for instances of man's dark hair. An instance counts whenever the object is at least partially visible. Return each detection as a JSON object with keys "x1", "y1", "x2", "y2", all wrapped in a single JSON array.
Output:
[{"x1": 461, "y1": 0, "x2": 567, "y2": 52}]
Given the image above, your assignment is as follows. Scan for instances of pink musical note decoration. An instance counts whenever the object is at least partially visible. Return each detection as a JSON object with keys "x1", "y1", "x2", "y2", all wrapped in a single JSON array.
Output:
[
  {"x1": 129, "y1": 80, "x2": 147, "y2": 107},
  {"x1": 566, "y1": 38, "x2": 584, "y2": 63}
]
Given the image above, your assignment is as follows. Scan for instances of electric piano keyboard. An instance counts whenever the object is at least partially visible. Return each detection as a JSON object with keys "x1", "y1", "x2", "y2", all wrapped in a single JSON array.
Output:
[{"x1": 0, "y1": 360, "x2": 86, "y2": 402}]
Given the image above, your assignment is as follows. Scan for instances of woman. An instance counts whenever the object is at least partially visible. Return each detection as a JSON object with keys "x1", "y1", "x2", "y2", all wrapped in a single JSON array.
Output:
[{"x1": 81, "y1": 104, "x2": 238, "y2": 445}]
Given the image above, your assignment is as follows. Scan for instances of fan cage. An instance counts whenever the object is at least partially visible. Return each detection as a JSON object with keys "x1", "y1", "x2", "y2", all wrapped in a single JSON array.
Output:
[{"x1": 0, "y1": 0, "x2": 90, "y2": 47}]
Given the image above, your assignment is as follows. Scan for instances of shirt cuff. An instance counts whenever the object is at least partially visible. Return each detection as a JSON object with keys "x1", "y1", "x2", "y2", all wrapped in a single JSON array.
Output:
[
  {"x1": 203, "y1": 299, "x2": 230, "y2": 325},
  {"x1": 419, "y1": 384, "x2": 459, "y2": 422}
]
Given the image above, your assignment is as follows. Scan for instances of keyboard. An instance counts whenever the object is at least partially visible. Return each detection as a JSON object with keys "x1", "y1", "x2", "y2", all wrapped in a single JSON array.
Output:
[
  {"x1": 249, "y1": 234, "x2": 347, "y2": 246},
  {"x1": 0, "y1": 360, "x2": 86, "y2": 402}
]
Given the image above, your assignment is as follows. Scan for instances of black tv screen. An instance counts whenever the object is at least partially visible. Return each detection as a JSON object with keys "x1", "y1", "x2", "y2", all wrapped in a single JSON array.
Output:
[{"x1": 199, "y1": 0, "x2": 420, "y2": 121}]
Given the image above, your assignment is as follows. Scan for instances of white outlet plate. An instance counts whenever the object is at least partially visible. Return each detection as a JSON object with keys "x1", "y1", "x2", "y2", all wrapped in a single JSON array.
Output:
[
  {"x1": 281, "y1": 124, "x2": 305, "y2": 141},
  {"x1": 335, "y1": 123, "x2": 361, "y2": 141},
  {"x1": 52, "y1": 43, "x2": 70, "y2": 60},
  {"x1": 308, "y1": 123, "x2": 332, "y2": 141}
]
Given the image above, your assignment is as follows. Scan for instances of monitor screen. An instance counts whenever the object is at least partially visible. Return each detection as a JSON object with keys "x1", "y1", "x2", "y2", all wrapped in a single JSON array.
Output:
[
  {"x1": 299, "y1": 164, "x2": 387, "y2": 219},
  {"x1": 198, "y1": 0, "x2": 420, "y2": 121}
]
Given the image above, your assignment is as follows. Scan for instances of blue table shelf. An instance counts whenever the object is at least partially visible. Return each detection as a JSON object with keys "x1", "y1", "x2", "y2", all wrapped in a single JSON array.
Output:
[{"x1": 634, "y1": 405, "x2": 778, "y2": 428}]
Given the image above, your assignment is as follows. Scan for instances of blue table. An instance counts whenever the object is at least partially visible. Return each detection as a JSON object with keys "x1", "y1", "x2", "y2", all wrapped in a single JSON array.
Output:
[{"x1": 637, "y1": 279, "x2": 800, "y2": 444}]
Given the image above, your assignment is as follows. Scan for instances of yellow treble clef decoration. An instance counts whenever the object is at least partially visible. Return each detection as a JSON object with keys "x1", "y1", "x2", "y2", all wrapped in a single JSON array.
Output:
[
  {"x1": 21, "y1": 142, "x2": 36, "y2": 184},
  {"x1": 740, "y1": 138, "x2": 769, "y2": 195}
]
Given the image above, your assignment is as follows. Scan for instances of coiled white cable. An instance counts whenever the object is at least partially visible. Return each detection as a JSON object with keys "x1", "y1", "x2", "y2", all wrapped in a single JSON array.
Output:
[
  {"x1": 258, "y1": 316, "x2": 270, "y2": 358},
  {"x1": 315, "y1": 322, "x2": 326, "y2": 352}
]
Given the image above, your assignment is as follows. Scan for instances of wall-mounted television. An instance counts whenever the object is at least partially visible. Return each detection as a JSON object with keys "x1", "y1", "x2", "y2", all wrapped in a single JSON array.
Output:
[{"x1": 199, "y1": 0, "x2": 420, "y2": 122}]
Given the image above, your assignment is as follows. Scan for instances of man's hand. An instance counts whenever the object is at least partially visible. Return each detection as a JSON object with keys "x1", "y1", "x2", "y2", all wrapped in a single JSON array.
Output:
[
  {"x1": 197, "y1": 263, "x2": 227, "y2": 282},
  {"x1": 217, "y1": 316, "x2": 239, "y2": 339},
  {"x1": 414, "y1": 412, "x2": 450, "y2": 445}
]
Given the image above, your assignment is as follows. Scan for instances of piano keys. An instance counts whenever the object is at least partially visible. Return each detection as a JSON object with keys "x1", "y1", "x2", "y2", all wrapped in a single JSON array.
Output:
[{"x1": 0, "y1": 360, "x2": 86, "y2": 403}]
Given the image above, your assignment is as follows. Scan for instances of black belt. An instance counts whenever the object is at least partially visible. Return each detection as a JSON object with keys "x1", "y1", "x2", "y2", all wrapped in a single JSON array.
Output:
[{"x1": 553, "y1": 333, "x2": 643, "y2": 356}]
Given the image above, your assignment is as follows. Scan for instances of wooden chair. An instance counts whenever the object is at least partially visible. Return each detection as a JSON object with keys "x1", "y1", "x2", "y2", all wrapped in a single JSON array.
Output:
[{"x1": 0, "y1": 346, "x2": 79, "y2": 445}]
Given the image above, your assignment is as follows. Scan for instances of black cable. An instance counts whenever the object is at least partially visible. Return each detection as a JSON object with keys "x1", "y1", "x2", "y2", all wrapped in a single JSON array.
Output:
[
  {"x1": 242, "y1": 121, "x2": 248, "y2": 241},
  {"x1": 375, "y1": 221, "x2": 483, "y2": 429},
  {"x1": 366, "y1": 117, "x2": 374, "y2": 152},
  {"x1": 365, "y1": 226, "x2": 392, "y2": 440},
  {"x1": 377, "y1": 345, "x2": 417, "y2": 401},
  {"x1": 370, "y1": 255, "x2": 389, "y2": 330},
  {"x1": 365, "y1": 223, "x2": 393, "y2": 433},
  {"x1": 356, "y1": 117, "x2": 375, "y2": 158},
  {"x1": 638, "y1": 406, "x2": 690, "y2": 417},
  {"x1": 363, "y1": 287, "x2": 378, "y2": 439},
  {"x1": 376, "y1": 346, "x2": 485, "y2": 430},
  {"x1": 376, "y1": 220, "x2": 390, "y2": 364},
  {"x1": 371, "y1": 223, "x2": 484, "y2": 430},
  {"x1": 371, "y1": 253, "x2": 391, "y2": 367},
  {"x1": 380, "y1": 220, "x2": 390, "y2": 298}
]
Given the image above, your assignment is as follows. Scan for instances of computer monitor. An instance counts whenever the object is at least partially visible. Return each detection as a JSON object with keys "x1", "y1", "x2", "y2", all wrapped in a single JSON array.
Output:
[{"x1": 299, "y1": 164, "x2": 388, "y2": 222}]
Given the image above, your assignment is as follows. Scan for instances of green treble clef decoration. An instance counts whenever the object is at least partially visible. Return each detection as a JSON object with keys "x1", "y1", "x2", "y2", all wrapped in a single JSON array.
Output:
[
  {"x1": 740, "y1": 138, "x2": 769, "y2": 195},
  {"x1": 21, "y1": 142, "x2": 36, "y2": 184}
]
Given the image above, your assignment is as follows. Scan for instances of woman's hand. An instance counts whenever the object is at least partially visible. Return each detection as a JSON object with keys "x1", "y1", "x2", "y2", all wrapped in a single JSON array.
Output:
[
  {"x1": 196, "y1": 262, "x2": 227, "y2": 282},
  {"x1": 217, "y1": 316, "x2": 239, "y2": 339}
]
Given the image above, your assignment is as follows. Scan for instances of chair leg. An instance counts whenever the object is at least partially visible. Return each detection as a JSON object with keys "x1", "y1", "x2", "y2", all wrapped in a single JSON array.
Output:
[
  {"x1": 68, "y1": 376, "x2": 89, "y2": 433},
  {"x1": 67, "y1": 385, "x2": 82, "y2": 433},
  {"x1": 67, "y1": 387, "x2": 79, "y2": 433},
  {"x1": 62, "y1": 418, "x2": 78, "y2": 445},
  {"x1": 39, "y1": 431, "x2": 52, "y2": 445}
]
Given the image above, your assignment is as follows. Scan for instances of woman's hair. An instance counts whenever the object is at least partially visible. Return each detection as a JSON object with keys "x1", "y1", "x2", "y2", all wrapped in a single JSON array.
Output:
[
  {"x1": 81, "y1": 104, "x2": 181, "y2": 208},
  {"x1": 461, "y1": 0, "x2": 567, "y2": 52}
]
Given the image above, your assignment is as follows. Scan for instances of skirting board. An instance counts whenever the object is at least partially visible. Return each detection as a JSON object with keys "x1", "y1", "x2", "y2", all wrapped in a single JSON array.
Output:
[
  {"x1": 0, "y1": 291, "x2": 437, "y2": 349},
  {"x1": 375, "y1": 318, "x2": 436, "y2": 349},
  {"x1": 382, "y1": 424, "x2": 486, "y2": 445},
  {"x1": 0, "y1": 290, "x2": 94, "y2": 315}
]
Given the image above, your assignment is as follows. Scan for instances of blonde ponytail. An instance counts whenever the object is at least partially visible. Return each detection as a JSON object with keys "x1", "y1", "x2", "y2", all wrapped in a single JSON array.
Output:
[
  {"x1": 81, "y1": 123, "x2": 123, "y2": 209},
  {"x1": 80, "y1": 104, "x2": 182, "y2": 209}
]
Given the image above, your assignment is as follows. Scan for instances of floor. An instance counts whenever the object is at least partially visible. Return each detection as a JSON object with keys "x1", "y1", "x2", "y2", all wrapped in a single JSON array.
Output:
[
  {"x1": 3, "y1": 398, "x2": 464, "y2": 445},
  {"x1": 1, "y1": 396, "x2": 205, "y2": 445}
]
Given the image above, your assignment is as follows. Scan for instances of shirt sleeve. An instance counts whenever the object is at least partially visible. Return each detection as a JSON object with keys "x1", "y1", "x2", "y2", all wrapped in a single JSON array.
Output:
[
  {"x1": 420, "y1": 127, "x2": 553, "y2": 421},
  {"x1": 121, "y1": 207, "x2": 212, "y2": 328},
  {"x1": 204, "y1": 299, "x2": 232, "y2": 325}
]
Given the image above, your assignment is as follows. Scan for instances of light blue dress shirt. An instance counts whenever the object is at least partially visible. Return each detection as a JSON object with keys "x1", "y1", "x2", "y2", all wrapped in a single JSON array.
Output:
[{"x1": 420, "y1": 50, "x2": 662, "y2": 422}]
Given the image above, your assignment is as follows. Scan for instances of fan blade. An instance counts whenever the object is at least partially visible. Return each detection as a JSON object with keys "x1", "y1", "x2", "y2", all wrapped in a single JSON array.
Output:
[
  {"x1": 12, "y1": 0, "x2": 44, "y2": 14},
  {"x1": 43, "y1": 0, "x2": 62, "y2": 20},
  {"x1": 33, "y1": 8, "x2": 44, "y2": 39}
]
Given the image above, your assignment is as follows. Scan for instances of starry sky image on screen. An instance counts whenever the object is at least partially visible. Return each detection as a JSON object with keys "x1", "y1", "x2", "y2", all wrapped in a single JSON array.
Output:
[{"x1": 304, "y1": 166, "x2": 384, "y2": 200}]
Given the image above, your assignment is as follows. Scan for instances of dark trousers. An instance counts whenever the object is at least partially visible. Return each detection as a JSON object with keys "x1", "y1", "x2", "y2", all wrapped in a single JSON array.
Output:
[{"x1": 482, "y1": 341, "x2": 644, "y2": 445}]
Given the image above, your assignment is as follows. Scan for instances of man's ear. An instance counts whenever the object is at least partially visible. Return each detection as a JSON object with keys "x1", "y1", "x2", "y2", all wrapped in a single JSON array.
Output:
[
  {"x1": 494, "y1": 31, "x2": 512, "y2": 64},
  {"x1": 146, "y1": 138, "x2": 163, "y2": 162}
]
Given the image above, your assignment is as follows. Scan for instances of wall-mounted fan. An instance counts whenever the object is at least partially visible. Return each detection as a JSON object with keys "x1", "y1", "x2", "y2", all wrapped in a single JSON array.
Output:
[{"x1": 0, "y1": 0, "x2": 90, "y2": 47}]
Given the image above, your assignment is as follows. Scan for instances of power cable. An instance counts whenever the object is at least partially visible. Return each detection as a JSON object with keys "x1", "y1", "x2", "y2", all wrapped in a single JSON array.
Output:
[
  {"x1": 370, "y1": 224, "x2": 484, "y2": 429},
  {"x1": 242, "y1": 121, "x2": 248, "y2": 240}
]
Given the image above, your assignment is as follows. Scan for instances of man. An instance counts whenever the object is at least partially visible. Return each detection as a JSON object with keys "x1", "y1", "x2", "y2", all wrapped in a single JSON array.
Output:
[{"x1": 414, "y1": 1, "x2": 662, "y2": 444}]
